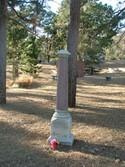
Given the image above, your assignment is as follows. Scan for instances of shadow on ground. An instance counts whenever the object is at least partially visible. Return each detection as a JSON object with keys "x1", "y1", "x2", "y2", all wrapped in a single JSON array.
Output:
[
  {"x1": 72, "y1": 105, "x2": 125, "y2": 131},
  {"x1": 0, "y1": 115, "x2": 121, "y2": 167},
  {"x1": 0, "y1": 101, "x2": 54, "y2": 121},
  {"x1": 79, "y1": 74, "x2": 125, "y2": 86},
  {"x1": 0, "y1": 121, "x2": 82, "y2": 167},
  {"x1": 58, "y1": 139, "x2": 125, "y2": 161}
]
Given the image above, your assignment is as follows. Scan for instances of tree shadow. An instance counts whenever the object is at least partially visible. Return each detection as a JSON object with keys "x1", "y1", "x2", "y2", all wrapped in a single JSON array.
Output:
[
  {"x1": 0, "y1": 121, "x2": 52, "y2": 167},
  {"x1": 0, "y1": 121, "x2": 90, "y2": 167},
  {"x1": 58, "y1": 139, "x2": 125, "y2": 161},
  {"x1": 0, "y1": 101, "x2": 54, "y2": 121},
  {"x1": 7, "y1": 91, "x2": 56, "y2": 102},
  {"x1": 5, "y1": 90, "x2": 125, "y2": 131},
  {"x1": 77, "y1": 94, "x2": 124, "y2": 104},
  {"x1": 28, "y1": 82, "x2": 44, "y2": 89},
  {"x1": 79, "y1": 75, "x2": 125, "y2": 86},
  {"x1": 0, "y1": 120, "x2": 119, "y2": 167},
  {"x1": 72, "y1": 105, "x2": 125, "y2": 131}
]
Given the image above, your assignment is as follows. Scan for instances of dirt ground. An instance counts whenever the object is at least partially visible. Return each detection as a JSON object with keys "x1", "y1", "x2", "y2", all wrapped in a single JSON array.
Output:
[{"x1": 0, "y1": 61, "x2": 125, "y2": 167}]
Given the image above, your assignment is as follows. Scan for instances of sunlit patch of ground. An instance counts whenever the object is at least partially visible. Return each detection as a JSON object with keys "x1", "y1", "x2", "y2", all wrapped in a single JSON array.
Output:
[{"x1": 0, "y1": 62, "x2": 125, "y2": 167}]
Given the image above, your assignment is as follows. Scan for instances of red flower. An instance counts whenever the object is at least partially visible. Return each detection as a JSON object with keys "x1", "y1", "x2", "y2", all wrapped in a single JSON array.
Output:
[{"x1": 50, "y1": 139, "x2": 59, "y2": 150}]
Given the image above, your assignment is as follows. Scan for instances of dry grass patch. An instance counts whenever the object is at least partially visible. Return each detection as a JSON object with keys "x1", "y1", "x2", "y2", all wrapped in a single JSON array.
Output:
[
  {"x1": 1, "y1": 63, "x2": 125, "y2": 167},
  {"x1": 15, "y1": 75, "x2": 33, "y2": 88}
]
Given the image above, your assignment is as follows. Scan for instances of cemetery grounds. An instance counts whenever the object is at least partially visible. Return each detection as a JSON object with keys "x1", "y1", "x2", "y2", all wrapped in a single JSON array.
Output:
[{"x1": 0, "y1": 60, "x2": 125, "y2": 167}]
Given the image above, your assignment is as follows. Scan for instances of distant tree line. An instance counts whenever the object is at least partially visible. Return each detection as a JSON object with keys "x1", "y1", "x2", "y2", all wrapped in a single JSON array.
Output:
[{"x1": 0, "y1": 0, "x2": 125, "y2": 104}]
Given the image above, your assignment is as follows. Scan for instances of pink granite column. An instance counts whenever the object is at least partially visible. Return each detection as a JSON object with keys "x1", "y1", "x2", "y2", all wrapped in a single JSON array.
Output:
[
  {"x1": 48, "y1": 50, "x2": 74, "y2": 146},
  {"x1": 56, "y1": 50, "x2": 69, "y2": 111}
]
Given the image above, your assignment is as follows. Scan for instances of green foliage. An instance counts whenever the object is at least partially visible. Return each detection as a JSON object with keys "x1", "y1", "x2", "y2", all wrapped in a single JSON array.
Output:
[
  {"x1": 8, "y1": 13, "x2": 28, "y2": 63},
  {"x1": 20, "y1": 35, "x2": 41, "y2": 75},
  {"x1": 83, "y1": 48, "x2": 104, "y2": 70},
  {"x1": 45, "y1": 0, "x2": 125, "y2": 67},
  {"x1": 105, "y1": 33, "x2": 125, "y2": 60},
  {"x1": 7, "y1": 0, "x2": 56, "y2": 74},
  {"x1": 78, "y1": 1, "x2": 117, "y2": 67},
  {"x1": 7, "y1": 0, "x2": 125, "y2": 70},
  {"x1": 8, "y1": 12, "x2": 28, "y2": 80},
  {"x1": 44, "y1": 0, "x2": 70, "y2": 51}
]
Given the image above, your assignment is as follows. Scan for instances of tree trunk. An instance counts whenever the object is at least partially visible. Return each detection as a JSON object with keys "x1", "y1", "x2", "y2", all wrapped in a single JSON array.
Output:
[
  {"x1": 0, "y1": 0, "x2": 7, "y2": 104},
  {"x1": 47, "y1": 55, "x2": 50, "y2": 63},
  {"x1": 67, "y1": 0, "x2": 80, "y2": 108},
  {"x1": 12, "y1": 56, "x2": 19, "y2": 81}
]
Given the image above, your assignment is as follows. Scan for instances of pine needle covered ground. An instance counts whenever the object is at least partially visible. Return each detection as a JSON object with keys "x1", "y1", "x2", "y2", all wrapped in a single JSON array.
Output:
[{"x1": 0, "y1": 61, "x2": 125, "y2": 167}]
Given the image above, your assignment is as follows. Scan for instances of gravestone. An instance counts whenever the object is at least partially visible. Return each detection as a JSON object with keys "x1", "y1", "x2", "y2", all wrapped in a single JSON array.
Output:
[{"x1": 48, "y1": 50, "x2": 74, "y2": 146}]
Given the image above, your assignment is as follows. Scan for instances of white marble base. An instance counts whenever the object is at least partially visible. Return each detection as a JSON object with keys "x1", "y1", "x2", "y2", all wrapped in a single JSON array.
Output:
[{"x1": 49, "y1": 110, "x2": 74, "y2": 146}]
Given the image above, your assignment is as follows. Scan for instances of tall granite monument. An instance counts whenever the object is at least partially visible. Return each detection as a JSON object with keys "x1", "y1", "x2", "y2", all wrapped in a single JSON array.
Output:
[{"x1": 49, "y1": 50, "x2": 74, "y2": 146}]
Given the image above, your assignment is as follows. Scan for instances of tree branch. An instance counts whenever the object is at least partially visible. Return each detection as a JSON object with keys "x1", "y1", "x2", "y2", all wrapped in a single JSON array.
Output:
[
  {"x1": 115, "y1": 31, "x2": 125, "y2": 45},
  {"x1": 8, "y1": 2, "x2": 33, "y2": 23},
  {"x1": 8, "y1": 0, "x2": 45, "y2": 24},
  {"x1": 9, "y1": 16, "x2": 43, "y2": 39},
  {"x1": 114, "y1": 7, "x2": 125, "y2": 16}
]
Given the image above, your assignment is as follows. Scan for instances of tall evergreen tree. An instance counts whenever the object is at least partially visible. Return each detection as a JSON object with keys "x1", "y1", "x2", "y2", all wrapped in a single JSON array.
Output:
[
  {"x1": 0, "y1": 0, "x2": 7, "y2": 104},
  {"x1": 67, "y1": 0, "x2": 81, "y2": 107},
  {"x1": 0, "y1": 0, "x2": 55, "y2": 103}
]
